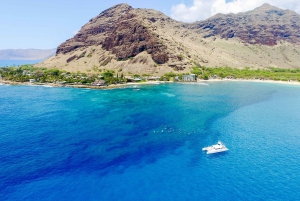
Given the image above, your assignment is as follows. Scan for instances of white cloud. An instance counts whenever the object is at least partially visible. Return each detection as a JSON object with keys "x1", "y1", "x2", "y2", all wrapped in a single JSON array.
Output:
[{"x1": 171, "y1": 0, "x2": 300, "y2": 22}]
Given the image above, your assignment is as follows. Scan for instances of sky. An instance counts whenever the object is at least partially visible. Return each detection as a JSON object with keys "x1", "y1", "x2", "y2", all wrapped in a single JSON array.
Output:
[{"x1": 1, "y1": 0, "x2": 300, "y2": 49}]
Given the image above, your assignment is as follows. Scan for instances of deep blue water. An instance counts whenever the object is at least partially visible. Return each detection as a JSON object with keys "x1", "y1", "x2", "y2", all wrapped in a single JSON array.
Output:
[
  {"x1": 0, "y1": 60, "x2": 42, "y2": 67},
  {"x1": 0, "y1": 82, "x2": 300, "y2": 200}
]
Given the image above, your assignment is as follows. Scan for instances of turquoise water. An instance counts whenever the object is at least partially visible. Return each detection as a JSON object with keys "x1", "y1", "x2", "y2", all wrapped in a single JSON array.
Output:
[
  {"x1": 0, "y1": 82, "x2": 299, "y2": 200},
  {"x1": 0, "y1": 60, "x2": 42, "y2": 67}
]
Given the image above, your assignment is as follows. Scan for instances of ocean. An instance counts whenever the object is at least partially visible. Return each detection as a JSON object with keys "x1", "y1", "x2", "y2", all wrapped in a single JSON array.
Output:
[
  {"x1": 0, "y1": 60, "x2": 42, "y2": 67},
  {"x1": 0, "y1": 82, "x2": 299, "y2": 200}
]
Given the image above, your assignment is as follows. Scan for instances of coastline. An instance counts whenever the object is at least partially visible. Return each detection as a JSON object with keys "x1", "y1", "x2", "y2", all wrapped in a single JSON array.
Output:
[
  {"x1": 0, "y1": 80, "x2": 170, "y2": 89},
  {"x1": 203, "y1": 78, "x2": 300, "y2": 86},
  {"x1": 1, "y1": 78, "x2": 300, "y2": 89}
]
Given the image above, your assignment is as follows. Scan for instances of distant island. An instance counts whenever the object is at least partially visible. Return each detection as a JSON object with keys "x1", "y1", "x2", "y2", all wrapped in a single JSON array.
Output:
[{"x1": 0, "y1": 49, "x2": 56, "y2": 60}]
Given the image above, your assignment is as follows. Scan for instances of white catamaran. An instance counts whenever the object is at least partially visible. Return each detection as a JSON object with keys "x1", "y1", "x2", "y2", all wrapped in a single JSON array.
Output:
[{"x1": 202, "y1": 141, "x2": 229, "y2": 154}]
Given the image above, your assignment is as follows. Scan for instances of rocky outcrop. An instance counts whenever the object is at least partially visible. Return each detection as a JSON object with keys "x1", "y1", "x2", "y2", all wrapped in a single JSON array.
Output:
[
  {"x1": 190, "y1": 3, "x2": 300, "y2": 45},
  {"x1": 57, "y1": 3, "x2": 169, "y2": 64},
  {"x1": 102, "y1": 13, "x2": 168, "y2": 64},
  {"x1": 56, "y1": 4, "x2": 134, "y2": 54}
]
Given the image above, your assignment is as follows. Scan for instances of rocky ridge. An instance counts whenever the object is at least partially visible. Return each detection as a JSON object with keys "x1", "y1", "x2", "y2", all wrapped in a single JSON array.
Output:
[
  {"x1": 191, "y1": 3, "x2": 300, "y2": 46},
  {"x1": 38, "y1": 3, "x2": 300, "y2": 74}
]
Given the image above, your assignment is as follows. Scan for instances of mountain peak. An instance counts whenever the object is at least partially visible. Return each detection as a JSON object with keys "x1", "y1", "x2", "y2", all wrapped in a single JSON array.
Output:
[
  {"x1": 107, "y1": 3, "x2": 132, "y2": 12},
  {"x1": 261, "y1": 3, "x2": 273, "y2": 8},
  {"x1": 112, "y1": 3, "x2": 131, "y2": 8},
  {"x1": 96, "y1": 3, "x2": 133, "y2": 18},
  {"x1": 253, "y1": 3, "x2": 281, "y2": 11}
]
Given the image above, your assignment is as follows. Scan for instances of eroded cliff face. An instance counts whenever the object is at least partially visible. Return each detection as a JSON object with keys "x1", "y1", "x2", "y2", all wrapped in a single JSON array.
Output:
[
  {"x1": 56, "y1": 4, "x2": 133, "y2": 54},
  {"x1": 190, "y1": 3, "x2": 300, "y2": 46},
  {"x1": 57, "y1": 4, "x2": 169, "y2": 64},
  {"x1": 102, "y1": 13, "x2": 168, "y2": 64}
]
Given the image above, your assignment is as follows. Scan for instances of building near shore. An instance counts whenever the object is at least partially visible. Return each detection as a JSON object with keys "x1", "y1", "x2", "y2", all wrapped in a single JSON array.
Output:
[
  {"x1": 182, "y1": 74, "x2": 196, "y2": 82},
  {"x1": 91, "y1": 80, "x2": 106, "y2": 86}
]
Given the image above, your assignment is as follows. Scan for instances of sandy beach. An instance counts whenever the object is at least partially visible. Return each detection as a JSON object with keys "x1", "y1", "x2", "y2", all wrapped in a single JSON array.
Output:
[
  {"x1": 0, "y1": 80, "x2": 169, "y2": 89},
  {"x1": 203, "y1": 78, "x2": 300, "y2": 86},
  {"x1": 1, "y1": 79, "x2": 300, "y2": 89}
]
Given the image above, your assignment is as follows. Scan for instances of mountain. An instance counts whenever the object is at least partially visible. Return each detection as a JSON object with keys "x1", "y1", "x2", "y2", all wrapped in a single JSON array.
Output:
[
  {"x1": 0, "y1": 49, "x2": 56, "y2": 60},
  {"x1": 38, "y1": 3, "x2": 300, "y2": 74},
  {"x1": 190, "y1": 3, "x2": 300, "y2": 45}
]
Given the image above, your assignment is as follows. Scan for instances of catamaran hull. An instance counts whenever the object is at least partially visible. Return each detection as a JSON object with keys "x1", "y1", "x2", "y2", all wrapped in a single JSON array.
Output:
[
  {"x1": 202, "y1": 142, "x2": 229, "y2": 154},
  {"x1": 206, "y1": 148, "x2": 228, "y2": 154}
]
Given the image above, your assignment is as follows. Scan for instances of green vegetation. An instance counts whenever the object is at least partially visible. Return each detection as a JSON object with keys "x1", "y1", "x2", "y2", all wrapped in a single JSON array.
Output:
[
  {"x1": 1, "y1": 64, "x2": 300, "y2": 87},
  {"x1": 177, "y1": 54, "x2": 184, "y2": 61},
  {"x1": 78, "y1": 51, "x2": 86, "y2": 59},
  {"x1": 86, "y1": 49, "x2": 95, "y2": 58},
  {"x1": 162, "y1": 72, "x2": 177, "y2": 81},
  {"x1": 190, "y1": 61, "x2": 202, "y2": 75},
  {"x1": 133, "y1": 74, "x2": 140, "y2": 78},
  {"x1": 180, "y1": 63, "x2": 300, "y2": 81},
  {"x1": 117, "y1": 57, "x2": 133, "y2": 61},
  {"x1": 190, "y1": 67, "x2": 202, "y2": 76},
  {"x1": 0, "y1": 65, "x2": 127, "y2": 86},
  {"x1": 159, "y1": 65, "x2": 300, "y2": 82},
  {"x1": 203, "y1": 67, "x2": 300, "y2": 81}
]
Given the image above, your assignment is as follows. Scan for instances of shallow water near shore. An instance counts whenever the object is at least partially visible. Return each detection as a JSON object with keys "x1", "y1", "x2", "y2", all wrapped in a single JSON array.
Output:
[{"x1": 0, "y1": 82, "x2": 300, "y2": 200}]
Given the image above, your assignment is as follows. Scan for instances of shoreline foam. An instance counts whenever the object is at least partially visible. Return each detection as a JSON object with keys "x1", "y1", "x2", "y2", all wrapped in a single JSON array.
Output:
[
  {"x1": 1, "y1": 78, "x2": 299, "y2": 90},
  {"x1": 203, "y1": 78, "x2": 300, "y2": 86}
]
